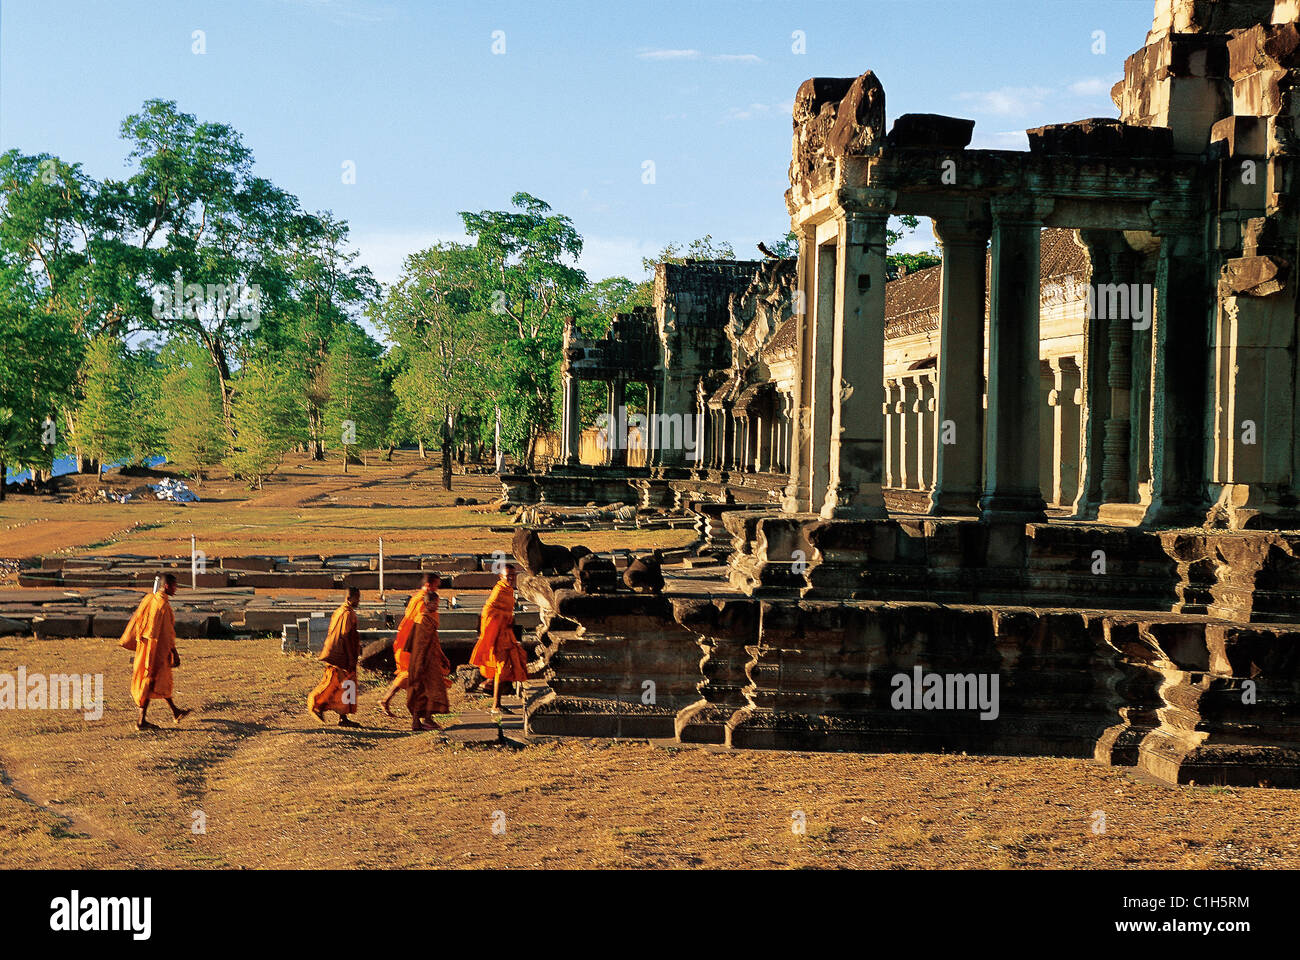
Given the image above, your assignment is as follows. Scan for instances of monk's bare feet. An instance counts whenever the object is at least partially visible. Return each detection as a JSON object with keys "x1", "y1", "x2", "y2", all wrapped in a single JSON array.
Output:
[
  {"x1": 171, "y1": 707, "x2": 191, "y2": 723},
  {"x1": 337, "y1": 716, "x2": 360, "y2": 728},
  {"x1": 136, "y1": 720, "x2": 161, "y2": 731},
  {"x1": 380, "y1": 700, "x2": 395, "y2": 718},
  {"x1": 418, "y1": 719, "x2": 441, "y2": 731},
  {"x1": 311, "y1": 708, "x2": 327, "y2": 724}
]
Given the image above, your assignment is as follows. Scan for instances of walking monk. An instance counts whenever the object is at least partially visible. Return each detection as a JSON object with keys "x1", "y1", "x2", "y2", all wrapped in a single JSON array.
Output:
[
  {"x1": 309, "y1": 587, "x2": 362, "y2": 727},
  {"x1": 470, "y1": 563, "x2": 528, "y2": 715},
  {"x1": 380, "y1": 572, "x2": 451, "y2": 730},
  {"x1": 119, "y1": 573, "x2": 191, "y2": 731}
]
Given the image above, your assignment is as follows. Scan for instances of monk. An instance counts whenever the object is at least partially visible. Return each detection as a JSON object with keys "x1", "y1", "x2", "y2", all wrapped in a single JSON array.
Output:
[
  {"x1": 308, "y1": 587, "x2": 362, "y2": 727},
  {"x1": 469, "y1": 563, "x2": 528, "y2": 715},
  {"x1": 119, "y1": 573, "x2": 191, "y2": 731},
  {"x1": 407, "y1": 573, "x2": 452, "y2": 731},
  {"x1": 380, "y1": 572, "x2": 451, "y2": 730}
]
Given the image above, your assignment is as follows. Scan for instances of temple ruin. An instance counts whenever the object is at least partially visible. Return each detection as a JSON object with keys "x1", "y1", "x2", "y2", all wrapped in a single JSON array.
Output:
[{"x1": 506, "y1": 0, "x2": 1300, "y2": 787}]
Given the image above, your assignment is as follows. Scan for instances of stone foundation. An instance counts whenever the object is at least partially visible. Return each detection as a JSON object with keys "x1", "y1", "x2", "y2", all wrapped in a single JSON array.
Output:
[{"x1": 520, "y1": 569, "x2": 1300, "y2": 787}]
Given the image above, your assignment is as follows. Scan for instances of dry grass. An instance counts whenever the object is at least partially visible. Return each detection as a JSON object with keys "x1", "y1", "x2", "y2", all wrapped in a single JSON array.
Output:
[
  {"x1": 0, "y1": 450, "x2": 693, "y2": 562},
  {"x1": 3, "y1": 633, "x2": 1299, "y2": 870}
]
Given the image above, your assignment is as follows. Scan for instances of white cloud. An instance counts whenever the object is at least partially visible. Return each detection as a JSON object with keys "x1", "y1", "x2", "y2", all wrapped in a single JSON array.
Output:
[
  {"x1": 637, "y1": 48, "x2": 701, "y2": 61},
  {"x1": 970, "y1": 130, "x2": 1032, "y2": 150},
  {"x1": 712, "y1": 53, "x2": 762, "y2": 63},
  {"x1": 1068, "y1": 77, "x2": 1112, "y2": 97},
  {"x1": 955, "y1": 85, "x2": 1053, "y2": 116},
  {"x1": 725, "y1": 102, "x2": 774, "y2": 122}
]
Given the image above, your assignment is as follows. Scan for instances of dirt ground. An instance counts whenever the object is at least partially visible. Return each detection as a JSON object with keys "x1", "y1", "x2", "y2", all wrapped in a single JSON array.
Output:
[
  {"x1": 2, "y1": 633, "x2": 1299, "y2": 870},
  {"x1": 3, "y1": 451, "x2": 1298, "y2": 871},
  {"x1": 0, "y1": 450, "x2": 692, "y2": 564}
]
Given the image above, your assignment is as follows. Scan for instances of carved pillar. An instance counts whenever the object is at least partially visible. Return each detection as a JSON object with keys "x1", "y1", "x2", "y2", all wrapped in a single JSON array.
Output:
[
  {"x1": 561, "y1": 374, "x2": 581, "y2": 465},
  {"x1": 928, "y1": 217, "x2": 990, "y2": 515},
  {"x1": 1074, "y1": 231, "x2": 1114, "y2": 517},
  {"x1": 1049, "y1": 357, "x2": 1082, "y2": 507},
  {"x1": 924, "y1": 372, "x2": 940, "y2": 489},
  {"x1": 913, "y1": 375, "x2": 932, "y2": 492},
  {"x1": 804, "y1": 239, "x2": 837, "y2": 508},
  {"x1": 783, "y1": 224, "x2": 818, "y2": 511},
  {"x1": 1144, "y1": 234, "x2": 1210, "y2": 526},
  {"x1": 895, "y1": 379, "x2": 911, "y2": 490},
  {"x1": 779, "y1": 391, "x2": 794, "y2": 474},
  {"x1": 1039, "y1": 360, "x2": 1055, "y2": 504},
  {"x1": 608, "y1": 380, "x2": 627, "y2": 467},
  {"x1": 980, "y1": 198, "x2": 1050, "y2": 523},
  {"x1": 821, "y1": 200, "x2": 891, "y2": 518},
  {"x1": 882, "y1": 380, "x2": 896, "y2": 488}
]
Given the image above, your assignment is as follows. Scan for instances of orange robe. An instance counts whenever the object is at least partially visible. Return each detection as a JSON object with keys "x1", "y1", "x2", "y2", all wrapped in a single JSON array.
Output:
[
  {"x1": 405, "y1": 592, "x2": 451, "y2": 718},
  {"x1": 119, "y1": 592, "x2": 176, "y2": 706},
  {"x1": 470, "y1": 581, "x2": 527, "y2": 683},
  {"x1": 308, "y1": 602, "x2": 360, "y2": 715},
  {"x1": 391, "y1": 588, "x2": 429, "y2": 688}
]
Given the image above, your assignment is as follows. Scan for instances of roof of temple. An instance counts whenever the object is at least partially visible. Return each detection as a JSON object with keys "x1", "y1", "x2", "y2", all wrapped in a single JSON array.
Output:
[
  {"x1": 883, "y1": 228, "x2": 1088, "y2": 341},
  {"x1": 759, "y1": 314, "x2": 799, "y2": 364}
]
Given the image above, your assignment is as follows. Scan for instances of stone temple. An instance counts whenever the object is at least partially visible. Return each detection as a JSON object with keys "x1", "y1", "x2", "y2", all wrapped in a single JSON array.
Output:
[{"x1": 505, "y1": 0, "x2": 1300, "y2": 787}]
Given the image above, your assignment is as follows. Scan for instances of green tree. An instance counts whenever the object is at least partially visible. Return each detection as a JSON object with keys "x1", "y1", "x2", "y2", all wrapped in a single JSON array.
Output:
[
  {"x1": 0, "y1": 265, "x2": 78, "y2": 496},
  {"x1": 72, "y1": 335, "x2": 134, "y2": 472},
  {"x1": 158, "y1": 339, "x2": 227, "y2": 481},
  {"x1": 458, "y1": 192, "x2": 588, "y2": 469},
  {"x1": 269, "y1": 212, "x2": 379, "y2": 459},
  {"x1": 225, "y1": 357, "x2": 306, "y2": 488},
  {"x1": 374, "y1": 242, "x2": 493, "y2": 486},
  {"x1": 109, "y1": 100, "x2": 301, "y2": 437},
  {"x1": 322, "y1": 324, "x2": 388, "y2": 473}
]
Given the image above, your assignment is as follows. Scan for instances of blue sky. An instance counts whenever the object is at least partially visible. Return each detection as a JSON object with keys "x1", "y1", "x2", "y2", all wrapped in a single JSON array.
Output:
[{"x1": 1, "y1": 0, "x2": 1153, "y2": 286}]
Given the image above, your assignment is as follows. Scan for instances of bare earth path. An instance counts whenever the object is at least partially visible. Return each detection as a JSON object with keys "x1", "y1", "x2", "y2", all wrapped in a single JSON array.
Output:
[{"x1": 3, "y1": 634, "x2": 1300, "y2": 869}]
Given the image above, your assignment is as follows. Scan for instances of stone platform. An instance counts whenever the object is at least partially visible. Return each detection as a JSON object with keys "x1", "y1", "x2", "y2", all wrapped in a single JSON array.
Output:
[{"x1": 519, "y1": 516, "x2": 1300, "y2": 788}]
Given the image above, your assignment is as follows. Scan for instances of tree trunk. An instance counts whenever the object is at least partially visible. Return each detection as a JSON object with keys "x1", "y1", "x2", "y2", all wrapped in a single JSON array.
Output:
[
  {"x1": 418, "y1": 439, "x2": 426, "y2": 459},
  {"x1": 0, "y1": 463, "x2": 6, "y2": 501},
  {"x1": 441, "y1": 406, "x2": 454, "y2": 491}
]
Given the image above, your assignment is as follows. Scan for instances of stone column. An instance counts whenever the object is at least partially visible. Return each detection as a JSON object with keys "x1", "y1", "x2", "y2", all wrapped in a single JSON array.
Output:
[
  {"x1": 645, "y1": 380, "x2": 658, "y2": 468},
  {"x1": 882, "y1": 380, "x2": 896, "y2": 488},
  {"x1": 804, "y1": 239, "x2": 838, "y2": 509},
  {"x1": 1073, "y1": 231, "x2": 1116, "y2": 518},
  {"x1": 980, "y1": 198, "x2": 1050, "y2": 523},
  {"x1": 561, "y1": 373, "x2": 581, "y2": 465},
  {"x1": 915, "y1": 372, "x2": 935, "y2": 489},
  {"x1": 783, "y1": 224, "x2": 818, "y2": 511},
  {"x1": 895, "y1": 379, "x2": 911, "y2": 490},
  {"x1": 821, "y1": 200, "x2": 892, "y2": 518},
  {"x1": 608, "y1": 380, "x2": 627, "y2": 467},
  {"x1": 1144, "y1": 234, "x2": 1209, "y2": 526},
  {"x1": 1038, "y1": 361, "x2": 1055, "y2": 503},
  {"x1": 1049, "y1": 357, "x2": 1082, "y2": 507},
  {"x1": 779, "y1": 391, "x2": 794, "y2": 474},
  {"x1": 696, "y1": 382, "x2": 707, "y2": 468},
  {"x1": 928, "y1": 218, "x2": 990, "y2": 515}
]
